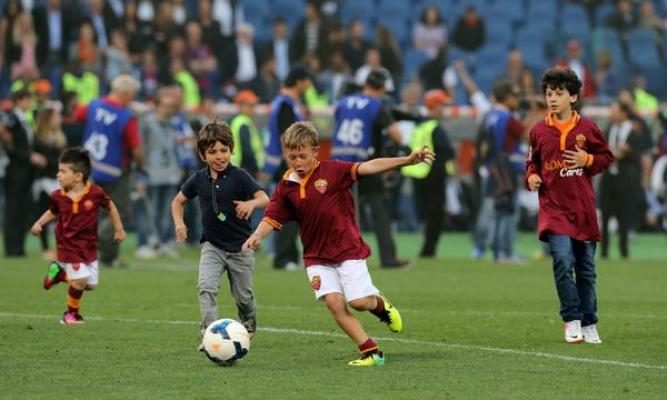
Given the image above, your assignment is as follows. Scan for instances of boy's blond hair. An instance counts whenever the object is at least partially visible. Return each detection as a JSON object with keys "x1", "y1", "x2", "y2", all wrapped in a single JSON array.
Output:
[{"x1": 282, "y1": 121, "x2": 319, "y2": 150}]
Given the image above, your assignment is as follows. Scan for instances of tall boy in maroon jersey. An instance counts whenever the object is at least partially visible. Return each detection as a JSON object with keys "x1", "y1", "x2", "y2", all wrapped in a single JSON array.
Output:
[
  {"x1": 31, "y1": 148, "x2": 126, "y2": 325},
  {"x1": 242, "y1": 121, "x2": 434, "y2": 366},
  {"x1": 525, "y1": 68, "x2": 614, "y2": 344}
]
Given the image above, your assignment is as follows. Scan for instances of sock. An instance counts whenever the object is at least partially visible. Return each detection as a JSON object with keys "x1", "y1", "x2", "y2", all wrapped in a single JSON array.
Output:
[
  {"x1": 358, "y1": 338, "x2": 379, "y2": 355},
  {"x1": 67, "y1": 286, "x2": 84, "y2": 314},
  {"x1": 369, "y1": 296, "x2": 385, "y2": 318}
]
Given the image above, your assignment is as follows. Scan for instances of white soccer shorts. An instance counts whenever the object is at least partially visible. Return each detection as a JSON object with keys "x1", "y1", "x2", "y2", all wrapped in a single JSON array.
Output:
[
  {"x1": 305, "y1": 259, "x2": 379, "y2": 301},
  {"x1": 62, "y1": 260, "x2": 99, "y2": 285}
]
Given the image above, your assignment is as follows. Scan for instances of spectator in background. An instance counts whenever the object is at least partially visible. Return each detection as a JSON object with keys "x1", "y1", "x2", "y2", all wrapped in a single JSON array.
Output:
[
  {"x1": 153, "y1": 1, "x2": 182, "y2": 56},
  {"x1": 137, "y1": 48, "x2": 159, "y2": 101},
  {"x1": 184, "y1": 21, "x2": 217, "y2": 95},
  {"x1": 600, "y1": 101, "x2": 643, "y2": 259},
  {"x1": 452, "y1": 6, "x2": 486, "y2": 53},
  {"x1": 413, "y1": 4, "x2": 447, "y2": 59},
  {"x1": 196, "y1": 0, "x2": 224, "y2": 64},
  {"x1": 3, "y1": 89, "x2": 47, "y2": 257},
  {"x1": 72, "y1": 22, "x2": 102, "y2": 75},
  {"x1": 123, "y1": 0, "x2": 155, "y2": 63},
  {"x1": 137, "y1": 86, "x2": 182, "y2": 258},
  {"x1": 419, "y1": 45, "x2": 450, "y2": 91},
  {"x1": 343, "y1": 19, "x2": 371, "y2": 72},
  {"x1": 605, "y1": 0, "x2": 637, "y2": 58},
  {"x1": 496, "y1": 49, "x2": 524, "y2": 86},
  {"x1": 105, "y1": 29, "x2": 133, "y2": 82},
  {"x1": 230, "y1": 90, "x2": 263, "y2": 178},
  {"x1": 233, "y1": 23, "x2": 259, "y2": 89},
  {"x1": 10, "y1": 12, "x2": 39, "y2": 81},
  {"x1": 321, "y1": 49, "x2": 351, "y2": 103},
  {"x1": 32, "y1": 104, "x2": 67, "y2": 260},
  {"x1": 355, "y1": 48, "x2": 395, "y2": 93},
  {"x1": 290, "y1": 1, "x2": 329, "y2": 65},
  {"x1": 556, "y1": 39, "x2": 596, "y2": 100},
  {"x1": 171, "y1": 0, "x2": 188, "y2": 26},
  {"x1": 0, "y1": 1, "x2": 24, "y2": 81},
  {"x1": 250, "y1": 54, "x2": 282, "y2": 103},
  {"x1": 212, "y1": 0, "x2": 244, "y2": 41},
  {"x1": 375, "y1": 26, "x2": 402, "y2": 84},
  {"x1": 594, "y1": 51, "x2": 620, "y2": 105},
  {"x1": 638, "y1": 0, "x2": 666, "y2": 63},
  {"x1": 264, "y1": 18, "x2": 291, "y2": 81},
  {"x1": 170, "y1": 57, "x2": 200, "y2": 110},
  {"x1": 86, "y1": 0, "x2": 120, "y2": 50},
  {"x1": 323, "y1": 23, "x2": 345, "y2": 56}
]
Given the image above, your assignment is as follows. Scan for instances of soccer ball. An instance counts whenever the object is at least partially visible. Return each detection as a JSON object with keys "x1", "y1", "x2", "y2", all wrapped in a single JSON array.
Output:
[{"x1": 202, "y1": 319, "x2": 251, "y2": 366}]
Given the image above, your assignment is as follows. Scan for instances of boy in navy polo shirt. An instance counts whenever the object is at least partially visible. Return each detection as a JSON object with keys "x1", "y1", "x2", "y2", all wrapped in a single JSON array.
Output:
[
  {"x1": 242, "y1": 121, "x2": 434, "y2": 366},
  {"x1": 171, "y1": 121, "x2": 269, "y2": 344}
]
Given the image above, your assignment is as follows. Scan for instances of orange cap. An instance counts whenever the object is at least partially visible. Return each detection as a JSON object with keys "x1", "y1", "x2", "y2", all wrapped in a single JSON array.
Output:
[
  {"x1": 423, "y1": 90, "x2": 450, "y2": 108},
  {"x1": 234, "y1": 90, "x2": 259, "y2": 105},
  {"x1": 33, "y1": 79, "x2": 52, "y2": 94}
]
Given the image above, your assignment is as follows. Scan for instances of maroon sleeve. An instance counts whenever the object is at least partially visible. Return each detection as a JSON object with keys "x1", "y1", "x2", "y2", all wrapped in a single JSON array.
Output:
[
  {"x1": 585, "y1": 122, "x2": 615, "y2": 175},
  {"x1": 332, "y1": 160, "x2": 361, "y2": 190},
  {"x1": 48, "y1": 192, "x2": 60, "y2": 214},
  {"x1": 524, "y1": 126, "x2": 541, "y2": 189},
  {"x1": 72, "y1": 105, "x2": 88, "y2": 123},
  {"x1": 262, "y1": 183, "x2": 294, "y2": 230},
  {"x1": 123, "y1": 117, "x2": 141, "y2": 151},
  {"x1": 505, "y1": 116, "x2": 526, "y2": 151},
  {"x1": 97, "y1": 186, "x2": 111, "y2": 211}
]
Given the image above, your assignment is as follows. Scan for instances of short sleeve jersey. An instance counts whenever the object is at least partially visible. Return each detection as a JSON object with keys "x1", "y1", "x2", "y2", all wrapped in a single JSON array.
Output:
[
  {"x1": 262, "y1": 160, "x2": 371, "y2": 267},
  {"x1": 180, "y1": 165, "x2": 263, "y2": 252},
  {"x1": 49, "y1": 184, "x2": 111, "y2": 263}
]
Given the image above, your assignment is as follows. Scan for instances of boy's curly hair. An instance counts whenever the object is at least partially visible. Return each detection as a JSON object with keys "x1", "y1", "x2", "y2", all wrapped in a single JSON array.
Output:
[
  {"x1": 197, "y1": 121, "x2": 234, "y2": 157},
  {"x1": 541, "y1": 67, "x2": 582, "y2": 109}
]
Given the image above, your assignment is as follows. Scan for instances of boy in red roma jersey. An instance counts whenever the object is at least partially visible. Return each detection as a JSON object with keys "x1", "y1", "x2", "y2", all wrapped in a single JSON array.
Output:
[
  {"x1": 525, "y1": 68, "x2": 614, "y2": 345},
  {"x1": 31, "y1": 148, "x2": 126, "y2": 325},
  {"x1": 242, "y1": 121, "x2": 434, "y2": 366}
]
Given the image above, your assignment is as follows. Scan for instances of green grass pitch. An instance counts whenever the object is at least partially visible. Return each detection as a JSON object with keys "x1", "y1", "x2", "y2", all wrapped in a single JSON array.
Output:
[{"x1": 1, "y1": 233, "x2": 666, "y2": 399}]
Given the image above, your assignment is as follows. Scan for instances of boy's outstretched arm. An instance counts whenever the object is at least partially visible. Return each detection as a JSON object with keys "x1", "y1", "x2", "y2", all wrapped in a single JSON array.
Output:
[
  {"x1": 171, "y1": 191, "x2": 188, "y2": 242},
  {"x1": 234, "y1": 190, "x2": 270, "y2": 220},
  {"x1": 108, "y1": 201, "x2": 127, "y2": 242},
  {"x1": 242, "y1": 220, "x2": 275, "y2": 251},
  {"x1": 357, "y1": 147, "x2": 435, "y2": 176},
  {"x1": 30, "y1": 210, "x2": 57, "y2": 236}
]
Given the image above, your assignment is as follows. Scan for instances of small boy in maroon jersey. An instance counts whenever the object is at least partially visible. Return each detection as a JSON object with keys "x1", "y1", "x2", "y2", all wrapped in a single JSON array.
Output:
[
  {"x1": 31, "y1": 147, "x2": 126, "y2": 325},
  {"x1": 525, "y1": 68, "x2": 614, "y2": 344},
  {"x1": 242, "y1": 121, "x2": 434, "y2": 366}
]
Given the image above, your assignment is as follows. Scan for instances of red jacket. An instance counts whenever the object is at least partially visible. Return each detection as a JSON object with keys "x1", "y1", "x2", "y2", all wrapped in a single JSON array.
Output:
[{"x1": 525, "y1": 113, "x2": 614, "y2": 242}]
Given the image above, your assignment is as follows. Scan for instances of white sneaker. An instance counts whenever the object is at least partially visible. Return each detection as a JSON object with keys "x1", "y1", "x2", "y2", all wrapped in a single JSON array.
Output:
[
  {"x1": 564, "y1": 320, "x2": 584, "y2": 343},
  {"x1": 135, "y1": 246, "x2": 157, "y2": 259},
  {"x1": 582, "y1": 324, "x2": 602, "y2": 344}
]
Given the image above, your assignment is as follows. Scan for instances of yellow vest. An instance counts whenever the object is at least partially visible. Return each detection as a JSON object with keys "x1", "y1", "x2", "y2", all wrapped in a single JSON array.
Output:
[
  {"x1": 230, "y1": 113, "x2": 264, "y2": 169},
  {"x1": 63, "y1": 72, "x2": 100, "y2": 105},
  {"x1": 174, "y1": 71, "x2": 201, "y2": 108},
  {"x1": 401, "y1": 119, "x2": 438, "y2": 179}
]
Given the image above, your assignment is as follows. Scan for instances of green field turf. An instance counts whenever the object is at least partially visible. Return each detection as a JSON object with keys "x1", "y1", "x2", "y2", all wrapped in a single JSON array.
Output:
[{"x1": 1, "y1": 232, "x2": 666, "y2": 399}]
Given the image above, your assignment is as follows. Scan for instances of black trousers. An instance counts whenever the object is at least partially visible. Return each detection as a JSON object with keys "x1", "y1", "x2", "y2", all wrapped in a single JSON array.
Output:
[
  {"x1": 3, "y1": 176, "x2": 31, "y2": 257},
  {"x1": 413, "y1": 170, "x2": 445, "y2": 257},
  {"x1": 358, "y1": 175, "x2": 398, "y2": 266},
  {"x1": 97, "y1": 173, "x2": 131, "y2": 265}
]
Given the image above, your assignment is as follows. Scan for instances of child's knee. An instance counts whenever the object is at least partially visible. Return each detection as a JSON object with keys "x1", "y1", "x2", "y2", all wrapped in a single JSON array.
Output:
[
  {"x1": 323, "y1": 293, "x2": 347, "y2": 314},
  {"x1": 70, "y1": 279, "x2": 87, "y2": 290}
]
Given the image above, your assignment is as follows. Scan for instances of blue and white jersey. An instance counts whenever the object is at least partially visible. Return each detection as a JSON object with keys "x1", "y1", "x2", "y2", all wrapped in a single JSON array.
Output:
[
  {"x1": 82, "y1": 99, "x2": 133, "y2": 183},
  {"x1": 263, "y1": 94, "x2": 302, "y2": 175},
  {"x1": 331, "y1": 94, "x2": 382, "y2": 162}
]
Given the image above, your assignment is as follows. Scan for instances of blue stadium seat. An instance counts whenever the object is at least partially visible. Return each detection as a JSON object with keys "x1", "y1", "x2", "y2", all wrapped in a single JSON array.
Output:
[
  {"x1": 378, "y1": 15, "x2": 410, "y2": 46},
  {"x1": 485, "y1": 0, "x2": 524, "y2": 22},
  {"x1": 269, "y1": 0, "x2": 305, "y2": 30},
  {"x1": 639, "y1": 66, "x2": 667, "y2": 97},
  {"x1": 593, "y1": 28, "x2": 625, "y2": 66},
  {"x1": 378, "y1": 0, "x2": 411, "y2": 17},
  {"x1": 561, "y1": 3, "x2": 589, "y2": 30},
  {"x1": 241, "y1": 0, "x2": 270, "y2": 23},
  {"x1": 627, "y1": 28, "x2": 662, "y2": 67},
  {"x1": 340, "y1": 0, "x2": 377, "y2": 24},
  {"x1": 485, "y1": 20, "x2": 514, "y2": 47},
  {"x1": 402, "y1": 48, "x2": 429, "y2": 82}
]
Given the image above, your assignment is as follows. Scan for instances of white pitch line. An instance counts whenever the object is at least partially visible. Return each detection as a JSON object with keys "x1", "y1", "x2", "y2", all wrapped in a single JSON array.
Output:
[{"x1": 1, "y1": 312, "x2": 666, "y2": 371}]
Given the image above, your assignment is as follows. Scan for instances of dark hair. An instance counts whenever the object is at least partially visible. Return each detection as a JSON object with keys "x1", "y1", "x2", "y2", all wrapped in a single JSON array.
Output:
[
  {"x1": 492, "y1": 78, "x2": 520, "y2": 102},
  {"x1": 541, "y1": 67, "x2": 582, "y2": 108},
  {"x1": 541, "y1": 67, "x2": 581, "y2": 96},
  {"x1": 284, "y1": 65, "x2": 312, "y2": 87},
  {"x1": 616, "y1": 101, "x2": 634, "y2": 118},
  {"x1": 59, "y1": 147, "x2": 92, "y2": 182},
  {"x1": 365, "y1": 69, "x2": 387, "y2": 90},
  {"x1": 197, "y1": 121, "x2": 234, "y2": 157},
  {"x1": 420, "y1": 5, "x2": 442, "y2": 25},
  {"x1": 12, "y1": 88, "x2": 31, "y2": 102}
]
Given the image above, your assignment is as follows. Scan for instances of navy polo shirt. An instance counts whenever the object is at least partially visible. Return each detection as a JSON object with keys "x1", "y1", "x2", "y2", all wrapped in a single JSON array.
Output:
[{"x1": 181, "y1": 165, "x2": 263, "y2": 252}]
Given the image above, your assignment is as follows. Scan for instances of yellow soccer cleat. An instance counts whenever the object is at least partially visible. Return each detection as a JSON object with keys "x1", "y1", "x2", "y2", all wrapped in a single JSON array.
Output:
[
  {"x1": 378, "y1": 295, "x2": 403, "y2": 333},
  {"x1": 348, "y1": 351, "x2": 385, "y2": 367}
]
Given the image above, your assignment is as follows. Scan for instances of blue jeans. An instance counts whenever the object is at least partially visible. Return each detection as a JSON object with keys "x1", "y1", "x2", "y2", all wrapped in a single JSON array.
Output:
[{"x1": 547, "y1": 234, "x2": 598, "y2": 326}]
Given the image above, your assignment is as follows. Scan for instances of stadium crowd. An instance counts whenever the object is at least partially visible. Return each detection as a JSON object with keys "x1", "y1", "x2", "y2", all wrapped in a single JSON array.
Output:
[{"x1": 1, "y1": 0, "x2": 666, "y2": 264}]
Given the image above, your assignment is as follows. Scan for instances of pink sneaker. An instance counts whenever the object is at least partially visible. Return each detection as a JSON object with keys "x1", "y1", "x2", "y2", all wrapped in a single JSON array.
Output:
[{"x1": 60, "y1": 311, "x2": 85, "y2": 325}]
